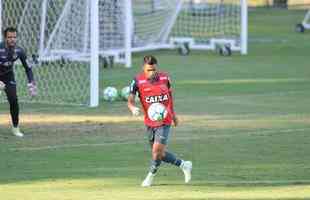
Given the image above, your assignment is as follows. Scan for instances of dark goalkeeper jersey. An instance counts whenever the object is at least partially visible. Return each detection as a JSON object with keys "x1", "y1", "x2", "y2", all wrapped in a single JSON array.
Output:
[{"x1": 0, "y1": 42, "x2": 34, "y2": 83}]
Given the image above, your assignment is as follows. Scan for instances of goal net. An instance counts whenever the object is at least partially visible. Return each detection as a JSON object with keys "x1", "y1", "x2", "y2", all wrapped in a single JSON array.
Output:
[
  {"x1": 171, "y1": 0, "x2": 247, "y2": 54},
  {"x1": 0, "y1": 0, "x2": 98, "y2": 106},
  {"x1": 0, "y1": 0, "x2": 247, "y2": 106},
  {"x1": 101, "y1": 0, "x2": 247, "y2": 64}
]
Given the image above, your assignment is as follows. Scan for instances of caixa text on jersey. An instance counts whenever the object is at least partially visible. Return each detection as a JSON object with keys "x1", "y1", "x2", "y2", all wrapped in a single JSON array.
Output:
[{"x1": 145, "y1": 94, "x2": 169, "y2": 103}]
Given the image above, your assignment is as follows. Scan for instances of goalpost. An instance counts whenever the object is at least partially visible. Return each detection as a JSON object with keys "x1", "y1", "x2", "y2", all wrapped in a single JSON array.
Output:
[
  {"x1": 171, "y1": 0, "x2": 248, "y2": 56},
  {"x1": 118, "y1": 0, "x2": 248, "y2": 64},
  {"x1": 0, "y1": 0, "x2": 99, "y2": 106},
  {"x1": 0, "y1": 0, "x2": 247, "y2": 106}
]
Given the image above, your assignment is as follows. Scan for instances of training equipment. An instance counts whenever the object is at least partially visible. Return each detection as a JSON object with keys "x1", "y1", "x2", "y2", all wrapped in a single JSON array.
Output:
[
  {"x1": 181, "y1": 160, "x2": 192, "y2": 183},
  {"x1": 147, "y1": 103, "x2": 168, "y2": 121},
  {"x1": 120, "y1": 86, "x2": 140, "y2": 102},
  {"x1": 103, "y1": 86, "x2": 118, "y2": 102},
  {"x1": 120, "y1": 86, "x2": 130, "y2": 100},
  {"x1": 296, "y1": 10, "x2": 310, "y2": 33},
  {"x1": 98, "y1": 0, "x2": 247, "y2": 62},
  {"x1": 171, "y1": 0, "x2": 248, "y2": 56},
  {"x1": 141, "y1": 172, "x2": 155, "y2": 187},
  {"x1": 0, "y1": 0, "x2": 247, "y2": 106}
]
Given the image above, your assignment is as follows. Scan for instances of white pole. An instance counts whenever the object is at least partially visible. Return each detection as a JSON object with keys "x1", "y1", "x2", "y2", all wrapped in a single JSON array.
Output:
[
  {"x1": 124, "y1": 0, "x2": 133, "y2": 68},
  {"x1": 39, "y1": 0, "x2": 48, "y2": 57},
  {"x1": 160, "y1": 0, "x2": 183, "y2": 43},
  {"x1": 240, "y1": 0, "x2": 248, "y2": 55},
  {"x1": 302, "y1": 10, "x2": 310, "y2": 26},
  {"x1": 0, "y1": 0, "x2": 2, "y2": 42},
  {"x1": 90, "y1": 0, "x2": 99, "y2": 107}
]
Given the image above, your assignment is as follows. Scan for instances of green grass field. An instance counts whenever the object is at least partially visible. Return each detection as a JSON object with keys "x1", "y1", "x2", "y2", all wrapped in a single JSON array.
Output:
[{"x1": 1, "y1": 8, "x2": 310, "y2": 200}]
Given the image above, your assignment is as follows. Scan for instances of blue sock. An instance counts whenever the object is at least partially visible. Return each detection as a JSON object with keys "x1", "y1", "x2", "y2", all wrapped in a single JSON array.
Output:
[
  {"x1": 162, "y1": 151, "x2": 182, "y2": 167},
  {"x1": 149, "y1": 159, "x2": 161, "y2": 174}
]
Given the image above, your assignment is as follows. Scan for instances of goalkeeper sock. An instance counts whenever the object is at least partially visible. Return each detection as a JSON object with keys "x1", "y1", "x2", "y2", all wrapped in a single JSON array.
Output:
[
  {"x1": 149, "y1": 159, "x2": 161, "y2": 174},
  {"x1": 162, "y1": 151, "x2": 182, "y2": 167}
]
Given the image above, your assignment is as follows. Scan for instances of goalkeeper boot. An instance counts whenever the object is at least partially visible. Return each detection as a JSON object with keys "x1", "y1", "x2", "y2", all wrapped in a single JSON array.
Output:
[
  {"x1": 180, "y1": 160, "x2": 192, "y2": 183},
  {"x1": 141, "y1": 172, "x2": 155, "y2": 187},
  {"x1": 12, "y1": 127, "x2": 24, "y2": 137}
]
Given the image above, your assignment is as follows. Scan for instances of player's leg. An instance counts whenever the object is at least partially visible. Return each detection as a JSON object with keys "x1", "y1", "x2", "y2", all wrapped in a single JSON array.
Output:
[
  {"x1": 141, "y1": 126, "x2": 162, "y2": 187},
  {"x1": 4, "y1": 79, "x2": 23, "y2": 137},
  {"x1": 142, "y1": 125, "x2": 192, "y2": 186},
  {"x1": 162, "y1": 151, "x2": 192, "y2": 183},
  {"x1": 158, "y1": 125, "x2": 182, "y2": 166},
  {"x1": 158, "y1": 125, "x2": 192, "y2": 183}
]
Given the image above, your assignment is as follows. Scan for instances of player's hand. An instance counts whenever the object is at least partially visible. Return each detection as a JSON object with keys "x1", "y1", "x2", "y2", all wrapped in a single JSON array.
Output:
[
  {"x1": 27, "y1": 82, "x2": 37, "y2": 97},
  {"x1": 131, "y1": 106, "x2": 140, "y2": 116},
  {"x1": 0, "y1": 81, "x2": 6, "y2": 90},
  {"x1": 172, "y1": 115, "x2": 179, "y2": 127}
]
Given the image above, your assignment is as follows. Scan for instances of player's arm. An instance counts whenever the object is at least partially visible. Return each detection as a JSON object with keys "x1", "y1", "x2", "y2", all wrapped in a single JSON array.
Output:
[
  {"x1": 19, "y1": 49, "x2": 34, "y2": 83},
  {"x1": 19, "y1": 48, "x2": 37, "y2": 96},
  {"x1": 127, "y1": 79, "x2": 140, "y2": 116},
  {"x1": 168, "y1": 76, "x2": 179, "y2": 126}
]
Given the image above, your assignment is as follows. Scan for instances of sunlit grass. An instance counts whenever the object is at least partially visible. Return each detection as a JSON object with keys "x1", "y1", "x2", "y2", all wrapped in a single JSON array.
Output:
[
  {"x1": 1, "y1": 113, "x2": 309, "y2": 129},
  {"x1": 178, "y1": 78, "x2": 310, "y2": 85},
  {"x1": 1, "y1": 8, "x2": 310, "y2": 200},
  {"x1": 1, "y1": 178, "x2": 310, "y2": 200}
]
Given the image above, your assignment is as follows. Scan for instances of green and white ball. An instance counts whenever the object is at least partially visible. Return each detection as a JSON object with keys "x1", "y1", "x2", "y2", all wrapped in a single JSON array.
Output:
[
  {"x1": 120, "y1": 86, "x2": 140, "y2": 102},
  {"x1": 120, "y1": 86, "x2": 130, "y2": 100},
  {"x1": 103, "y1": 86, "x2": 118, "y2": 102},
  {"x1": 147, "y1": 103, "x2": 168, "y2": 121}
]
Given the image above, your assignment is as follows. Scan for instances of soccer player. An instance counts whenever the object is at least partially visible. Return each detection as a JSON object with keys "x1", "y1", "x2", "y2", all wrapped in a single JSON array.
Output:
[
  {"x1": 0, "y1": 27, "x2": 37, "y2": 137},
  {"x1": 127, "y1": 55, "x2": 192, "y2": 187}
]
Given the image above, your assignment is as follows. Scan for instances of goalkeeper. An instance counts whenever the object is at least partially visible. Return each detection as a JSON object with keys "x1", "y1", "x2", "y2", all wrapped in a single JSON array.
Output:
[
  {"x1": 127, "y1": 55, "x2": 192, "y2": 187},
  {"x1": 0, "y1": 27, "x2": 37, "y2": 137}
]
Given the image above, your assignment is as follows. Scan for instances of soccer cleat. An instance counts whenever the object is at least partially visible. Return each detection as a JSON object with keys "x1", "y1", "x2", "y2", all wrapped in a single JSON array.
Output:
[
  {"x1": 12, "y1": 127, "x2": 24, "y2": 137},
  {"x1": 181, "y1": 160, "x2": 192, "y2": 183},
  {"x1": 141, "y1": 172, "x2": 155, "y2": 187}
]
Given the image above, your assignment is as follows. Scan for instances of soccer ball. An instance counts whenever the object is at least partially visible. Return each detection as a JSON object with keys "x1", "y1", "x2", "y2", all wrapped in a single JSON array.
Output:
[
  {"x1": 120, "y1": 86, "x2": 130, "y2": 100},
  {"x1": 120, "y1": 86, "x2": 140, "y2": 102},
  {"x1": 103, "y1": 86, "x2": 118, "y2": 102},
  {"x1": 147, "y1": 103, "x2": 168, "y2": 121}
]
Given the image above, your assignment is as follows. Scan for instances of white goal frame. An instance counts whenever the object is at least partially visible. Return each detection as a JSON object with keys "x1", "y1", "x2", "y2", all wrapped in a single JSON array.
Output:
[
  {"x1": 302, "y1": 10, "x2": 310, "y2": 29},
  {"x1": 122, "y1": 0, "x2": 248, "y2": 67},
  {"x1": 0, "y1": 0, "x2": 100, "y2": 107},
  {"x1": 0, "y1": 0, "x2": 247, "y2": 107}
]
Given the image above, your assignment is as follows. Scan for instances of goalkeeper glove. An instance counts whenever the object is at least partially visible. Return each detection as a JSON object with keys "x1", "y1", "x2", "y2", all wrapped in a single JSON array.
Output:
[
  {"x1": 131, "y1": 106, "x2": 140, "y2": 116},
  {"x1": 0, "y1": 81, "x2": 5, "y2": 90},
  {"x1": 27, "y1": 82, "x2": 37, "y2": 97}
]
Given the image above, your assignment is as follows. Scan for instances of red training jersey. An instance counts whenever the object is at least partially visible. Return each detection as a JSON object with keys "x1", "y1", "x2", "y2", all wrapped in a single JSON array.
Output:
[{"x1": 130, "y1": 71, "x2": 175, "y2": 127}]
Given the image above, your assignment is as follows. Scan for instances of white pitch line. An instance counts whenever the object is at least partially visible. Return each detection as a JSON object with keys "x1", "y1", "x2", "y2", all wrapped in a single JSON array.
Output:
[
  {"x1": 9, "y1": 128, "x2": 309, "y2": 152},
  {"x1": 201, "y1": 180, "x2": 310, "y2": 184},
  {"x1": 8, "y1": 137, "x2": 200, "y2": 152},
  {"x1": 9, "y1": 141, "x2": 142, "y2": 151}
]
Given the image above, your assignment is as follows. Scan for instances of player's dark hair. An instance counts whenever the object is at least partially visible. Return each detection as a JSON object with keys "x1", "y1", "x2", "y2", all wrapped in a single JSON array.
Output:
[
  {"x1": 3, "y1": 27, "x2": 17, "y2": 38},
  {"x1": 143, "y1": 55, "x2": 157, "y2": 65}
]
